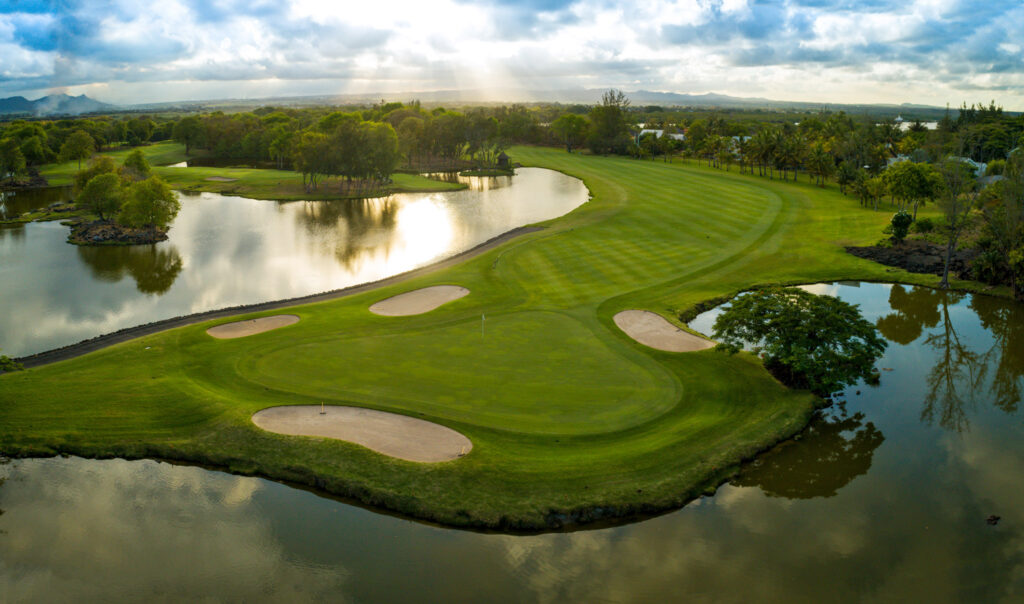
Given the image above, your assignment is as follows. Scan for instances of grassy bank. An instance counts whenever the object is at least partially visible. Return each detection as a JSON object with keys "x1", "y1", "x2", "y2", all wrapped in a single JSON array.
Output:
[
  {"x1": 1, "y1": 146, "x2": 1002, "y2": 530},
  {"x1": 37, "y1": 141, "x2": 465, "y2": 200}
]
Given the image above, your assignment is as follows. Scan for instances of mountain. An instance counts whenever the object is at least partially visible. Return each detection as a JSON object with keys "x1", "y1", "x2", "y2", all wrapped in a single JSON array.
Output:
[
  {"x1": 129, "y1": 89, "x2": 972, "y2": 119},
  {"x1": 0, "y1": 94, "x2": 117, "y2": 116}
]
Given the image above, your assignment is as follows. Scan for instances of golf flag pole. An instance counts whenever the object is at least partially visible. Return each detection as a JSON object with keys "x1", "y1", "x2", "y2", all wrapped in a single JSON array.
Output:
[{"x1": 481, "y1": 313, "x2": 485, "y2": 337}]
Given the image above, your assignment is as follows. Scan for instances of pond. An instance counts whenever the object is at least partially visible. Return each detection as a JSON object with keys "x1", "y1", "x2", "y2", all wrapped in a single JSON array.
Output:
[
  {"x1": 0, "y1": 187, "x2": 72, "y2": 220},
  {"x1": 0, "y1": 169, "x2": 588, "y2": 357},
  {"x1": 1, "y1": 282, "x2": 1021, "y2": 601}
]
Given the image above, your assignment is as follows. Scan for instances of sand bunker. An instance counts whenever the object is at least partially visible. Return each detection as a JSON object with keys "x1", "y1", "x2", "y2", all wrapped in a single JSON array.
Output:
[
  {"x1": 206, "y1": 315, "x2": 299, "y2": 339},
  {"x1": 252, "y1": 405, "x2": 472, "y2": 462},
  {"x1": 369, "y1": 285, "x2": 470, "y2": 316},
  {"x1": 614, "y1": 310, "x2": 716, "y2": 353},
  {"x1": 205, "y1": 176, "x2": 237, "y2": 182}
]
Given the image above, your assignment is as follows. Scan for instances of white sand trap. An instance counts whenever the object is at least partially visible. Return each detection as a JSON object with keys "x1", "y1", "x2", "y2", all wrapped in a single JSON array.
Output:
[
  {"x1": 206, "y1": 315, "x2": 300, "y2": 339},
  {"x1": 252, "y1": 405, "x2": 472, "y2": 463},
  {"x1": 369, "y1": 285, "x2": 470, "y2": 316},
  {"x1": 614, "y1": 310, "x2": 716, "y2": 352},
  {"x1": 205, "y1": 176, "x2": 237, "y2": 182}
]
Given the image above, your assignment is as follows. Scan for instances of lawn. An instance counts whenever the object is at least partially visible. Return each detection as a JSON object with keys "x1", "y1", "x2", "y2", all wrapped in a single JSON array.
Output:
[
  {"x1": 38, "y1": 141, "x2": 464, "y2": 199},
  {"x1": 0, "y1": 146, "x2": 990, "y2": 530}
]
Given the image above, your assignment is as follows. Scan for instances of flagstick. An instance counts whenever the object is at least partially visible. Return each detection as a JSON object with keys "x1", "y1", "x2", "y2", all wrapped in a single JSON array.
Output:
[{"x1": 320, "y1": 401, "x2": 326, "y2": 415}]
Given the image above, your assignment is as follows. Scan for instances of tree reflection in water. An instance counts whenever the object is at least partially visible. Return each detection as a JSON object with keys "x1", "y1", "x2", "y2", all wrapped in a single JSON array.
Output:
[
  {"x1": 921, "y1": 291, "x2": 984, "y2": 432},
  {"x1": 730, "y1": 407, "x2": 884, "y2": 499},
  {"x1": 76, "y1": 244, "x2": 184, "y2": 295},
  {"x1": 877, "y1": 285, "x2": 1024, "y2": 432},
  {"x1": 875, "y1": 284, "x2": 943, "y2": 345},
  {"x1": 971, "y1": 294, "x2": 1024, "y2": 414},
  {"x1": 287, "y1": 197, "x2": 400, "y2": 269}
]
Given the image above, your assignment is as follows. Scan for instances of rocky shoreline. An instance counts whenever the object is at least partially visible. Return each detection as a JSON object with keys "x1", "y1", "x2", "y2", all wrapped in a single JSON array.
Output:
[
  {"x1": 67, "y1": 220, "x2": 168, "y2": 246},
  {"x1": 846, "y1": 239, "x2": 977, "y2": 279}
]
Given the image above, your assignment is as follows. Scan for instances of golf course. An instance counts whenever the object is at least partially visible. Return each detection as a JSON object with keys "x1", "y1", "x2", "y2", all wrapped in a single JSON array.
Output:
[{"x1": 0, "y1": 145, "x2": 995, "y2": 530}]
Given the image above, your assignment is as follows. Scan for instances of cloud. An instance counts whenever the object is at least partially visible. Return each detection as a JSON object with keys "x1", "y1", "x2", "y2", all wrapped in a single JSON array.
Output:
[{"x1": 0, "y1": 0, "x2": 1022, "y2": 108}]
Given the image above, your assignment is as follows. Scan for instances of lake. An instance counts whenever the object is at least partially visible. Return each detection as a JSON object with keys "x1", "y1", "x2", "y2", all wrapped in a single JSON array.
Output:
[
  {"x1": 0, "y1": 169, "x2": 588, "y2": 357},
  {"x1": 1, "y1": 282, "x2": 1021, "y2": 601}
]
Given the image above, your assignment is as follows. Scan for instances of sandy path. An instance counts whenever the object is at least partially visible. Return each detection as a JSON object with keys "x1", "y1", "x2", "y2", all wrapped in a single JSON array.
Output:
[
  {"x1": 251, "y1": 405, "x2": 472, "y2": 463},
  {"x1": 369, "y1": 285, "x2": 470, "y2": 316},
  {"x1": 206, "y1": 315, "x2": 300, "y2": 339},
  {"x1": 614, "y1": 310, "x2": 715, "y2": 352}
]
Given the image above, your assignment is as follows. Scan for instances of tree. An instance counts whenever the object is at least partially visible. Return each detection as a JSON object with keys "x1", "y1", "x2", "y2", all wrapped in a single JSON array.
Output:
[
  {"x1": 0, "y1": 138, "x2": 26, "y2": 183},
  {"x1": 126, "y1": 118, "x2": 156, "y2": 145},
  {"x1": 78, "y1": 173, "x2": 123, "y2": 221},
  {"x1": 120, "y1": 149, "x2": 151, "y2": 181},
  {"x1": 587, "y1": 89, "x2": 631, "y2": 155},
  {"x1": 60, "y1": 129, "x2": 95, "y2": 170},
  {"x1": 172, "y1": 116, "x2": 204, "y2": 155},
  {"x1": 550, "y1": 114, "x2": 589, "y2": 153},
  {"x1": 712, "y1": 288, "x2": 887, "y2": 395},
  {"x1": 19, "y1": 135, "x2": 48, "y2": 166},
  {"x1": 362, "y1": 121, "x2": 400, "y2": 182},
  {"x1": 73, "y1": 156, "x2": 118, "y2": 193},
  {"x1": 883, "y1": 161, "x2": 940, "y2": 220},
  {"x1": 836, "y1": 161, "x2": 857, "y2": 195},
  {"x1": 396, "y1": 116, "x2": 425, "y2": 168},
  {"x1": 118, "y1": 176, "x2": 180, "y2": 229},
  {"x1": 936, "y1": 158, "x2": 979, "y2": 288},
  {"x1": 806, "y1": 142, "x2": 834, "y2": 186},
  {"x1": 975, "y1": 151, "x2": 1024, "y2": 299},
  {"x1": 291, "y1": 131, "x2": 330, "y2": 192}
]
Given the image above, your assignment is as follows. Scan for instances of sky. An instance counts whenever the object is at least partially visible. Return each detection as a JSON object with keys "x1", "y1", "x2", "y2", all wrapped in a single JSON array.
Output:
[{"x1": 1, "y1": 0, "x2": 1023, "y2": 109}]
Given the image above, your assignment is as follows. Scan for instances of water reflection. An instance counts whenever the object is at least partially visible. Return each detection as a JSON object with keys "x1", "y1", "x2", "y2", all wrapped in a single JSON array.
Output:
[
  {"x1": 77, "y1": 245, "x2": 184, "y2": 295},
  {"x1": 0, "y1": 458, "x2": 347, "y2": 601},
  {"x1": 3, "y1": 283, "x2": 1024, "y2": 601},
  {"x1": 731, "y1": 407, "x2": 885, "y2": 499},
  {"x1": 972, "y1": 295, "x2": 1024, "y2": 413},
  {"x1": 0, "y1": 168, "x2": 589, "y2": 356},
  {"x1": 875, "y1": 285, "x2": 1024, "y2": 432},
  {"x1": 921, "y1": 291, "x2": 984, "y2": 432},
  {"x1": 0, "y1": 187, "x2": 72, "y2": 220},
  {"x1": 875, "y1": 284, "x2": 943, "y2": 345}
]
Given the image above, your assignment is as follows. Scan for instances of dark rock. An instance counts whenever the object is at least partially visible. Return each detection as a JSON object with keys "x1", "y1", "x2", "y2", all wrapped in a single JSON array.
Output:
[
  {"x1": 846, "y1": 240, "x2": 978, "y2": 279},
  {"x1": 68, "y1": 220, "x2": 168, "y2": 246}
]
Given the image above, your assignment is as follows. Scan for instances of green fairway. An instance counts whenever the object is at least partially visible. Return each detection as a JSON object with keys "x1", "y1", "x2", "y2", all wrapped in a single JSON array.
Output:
[
  {"x1": 38, "y1": 141, "x2": 463, "y2": 199},
  {"x1": 1, "y1": 146, "x2": 999, "y2": 530}
]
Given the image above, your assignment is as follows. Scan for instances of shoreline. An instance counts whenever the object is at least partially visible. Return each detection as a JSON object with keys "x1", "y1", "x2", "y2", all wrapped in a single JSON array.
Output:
[{"x1": 15, "y1": 225, "x2": 543, "y2": 368}]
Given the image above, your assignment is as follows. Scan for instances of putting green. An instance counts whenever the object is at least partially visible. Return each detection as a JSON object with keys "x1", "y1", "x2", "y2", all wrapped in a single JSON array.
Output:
[
  {"x1": 243, "y1": 311, "x2": 678, "y2": 434},
  {"x1": 2, "y1": 145, "x2": 972, "y2": 530}
]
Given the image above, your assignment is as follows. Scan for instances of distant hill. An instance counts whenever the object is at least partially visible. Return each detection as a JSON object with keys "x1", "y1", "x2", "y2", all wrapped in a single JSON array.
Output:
[
  {"x1": 0, "y1": 94, "x2": 117, "y2": 116},
  {"x1": 132, "y1": 88, "x2": 961, "y2": 120}
]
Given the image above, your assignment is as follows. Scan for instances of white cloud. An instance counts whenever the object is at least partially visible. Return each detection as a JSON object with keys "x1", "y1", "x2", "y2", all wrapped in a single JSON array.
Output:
[{"x1": 1, "y1": 0, "x2": 1023, "y2": 108}]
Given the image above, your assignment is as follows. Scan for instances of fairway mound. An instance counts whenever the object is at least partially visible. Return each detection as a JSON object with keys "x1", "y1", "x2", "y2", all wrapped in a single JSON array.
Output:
[
  {"x1": 251, "y1": 405, "x2": 472, "y2": 462},
  {"x1": 369, "y1": 285, "x2": 470, "y2": 316},
  {"x1": 206, "y1": 315, "x2": 299, "y2": 339},
  {"x1": 614, "y1": 310, "x2": 715, "y2": 352},
  {"x1": 204, "y1": 176, "x2": 237, "y2": 182}
]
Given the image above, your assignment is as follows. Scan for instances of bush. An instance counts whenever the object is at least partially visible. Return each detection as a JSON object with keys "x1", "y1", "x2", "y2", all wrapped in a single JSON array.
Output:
[
  {"x1": 0, "y1": 349, "x2": 23, "y2": 372},
  {"x1": 890, "y1": 210, "x2": 914, "y2": 243},
  {"x1": 914, "y1": 217, "x2": 935, "y2": 233}
]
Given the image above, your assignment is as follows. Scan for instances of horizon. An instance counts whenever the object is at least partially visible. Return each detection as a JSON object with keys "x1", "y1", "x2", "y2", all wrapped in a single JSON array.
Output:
[{"x1": 2, "y1": 1, "x2": 1023, "y2": 110}]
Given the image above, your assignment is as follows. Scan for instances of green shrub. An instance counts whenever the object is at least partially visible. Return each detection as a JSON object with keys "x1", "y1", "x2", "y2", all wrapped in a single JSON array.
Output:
[{"x1": 890, "y1": 210, "x2": 914, "y2": 243}]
